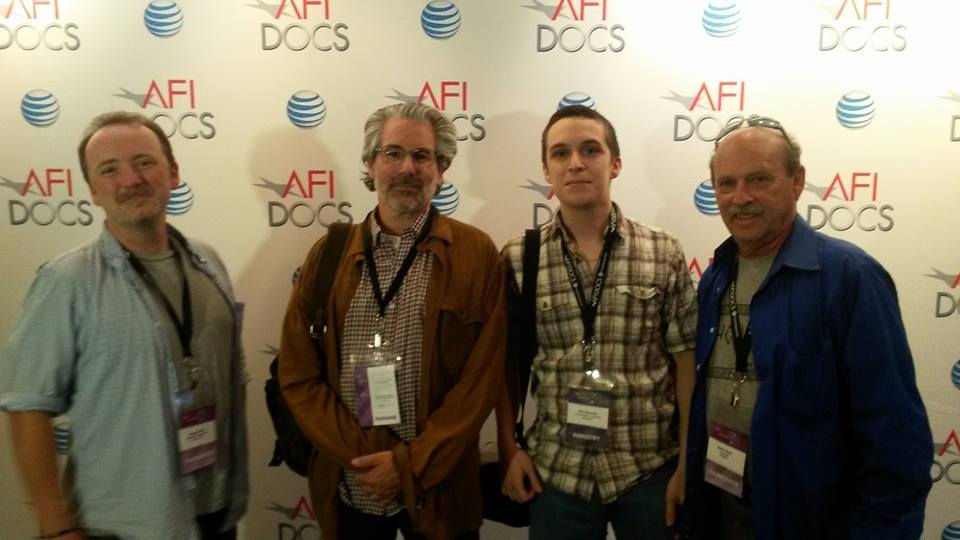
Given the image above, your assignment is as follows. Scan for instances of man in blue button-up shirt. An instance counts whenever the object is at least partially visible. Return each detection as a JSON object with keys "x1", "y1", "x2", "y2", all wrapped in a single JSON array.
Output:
[
  {"x1": 1, "y1": 111, "x2": 248, "y2": 540},
  {"x1": 681, "y1": 116, "x2": 932, "y2": 539}
]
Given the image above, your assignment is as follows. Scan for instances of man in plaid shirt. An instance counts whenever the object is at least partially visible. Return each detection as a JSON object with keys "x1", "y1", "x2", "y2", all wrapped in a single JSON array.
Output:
[{"x1": 497, "y1": 105, "x2": 697, "y2": 540}]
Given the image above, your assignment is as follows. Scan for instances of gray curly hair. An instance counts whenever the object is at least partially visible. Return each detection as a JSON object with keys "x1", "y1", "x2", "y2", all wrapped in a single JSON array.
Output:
[{"x1": 359, "y1": 102, "x2": 457, "y2": 191}]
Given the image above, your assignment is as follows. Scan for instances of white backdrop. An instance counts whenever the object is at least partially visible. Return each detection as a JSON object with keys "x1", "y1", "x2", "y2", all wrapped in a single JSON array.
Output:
[{"x1": 2, "y1": 1, "x2": 959, "y2": 538}]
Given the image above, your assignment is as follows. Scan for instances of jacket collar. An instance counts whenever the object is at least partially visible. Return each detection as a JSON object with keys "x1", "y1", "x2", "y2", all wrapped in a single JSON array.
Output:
[{"x1": 345, "y1": 207, "x2": 454, "y2": 264}]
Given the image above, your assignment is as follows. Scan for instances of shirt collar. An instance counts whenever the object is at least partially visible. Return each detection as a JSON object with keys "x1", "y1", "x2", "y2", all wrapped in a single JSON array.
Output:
[
  {"x1": 98, "y1": 222, "x2": 199, "y2": 269},
  {"x1": 370, "y1": 206, "x2": 431, "y2": 246},
  {"x1": 713, "y1": 215, "x2": 820, "y2": 273},
  {"x1": 545, "y1": 202, "x2": 625, "y2": 244}
]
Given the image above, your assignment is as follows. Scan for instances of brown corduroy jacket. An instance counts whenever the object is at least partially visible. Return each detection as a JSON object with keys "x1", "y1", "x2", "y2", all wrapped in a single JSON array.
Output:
[{"x1": 279, "y1": 213, "x2": 506, "y2": 539}]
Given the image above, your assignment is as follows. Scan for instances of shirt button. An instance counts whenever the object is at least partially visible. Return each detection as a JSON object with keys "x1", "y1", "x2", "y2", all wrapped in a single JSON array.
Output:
[{"x1": 709, "y1": 327, "x2": 715, "y2": 334}]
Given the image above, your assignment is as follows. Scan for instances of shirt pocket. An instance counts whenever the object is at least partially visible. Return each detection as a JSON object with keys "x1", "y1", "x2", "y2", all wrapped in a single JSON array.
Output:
[
  {"x1": 609, "y1": 284, "x2": 663, "y2": 344},
  {"x1": 780, "y1": 347, "x2": 838, "y2": 417}
]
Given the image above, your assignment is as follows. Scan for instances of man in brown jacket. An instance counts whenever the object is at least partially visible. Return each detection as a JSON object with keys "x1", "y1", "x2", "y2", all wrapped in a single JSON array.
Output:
[{"x1": 279, "y1": 102, "x2": 506, "y2": 540}]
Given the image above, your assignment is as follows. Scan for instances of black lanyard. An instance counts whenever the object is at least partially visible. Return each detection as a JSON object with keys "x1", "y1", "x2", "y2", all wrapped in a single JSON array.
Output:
[
  {"x1": 727, "y1": 261, "x2": 750, "y2": 374},
  {"x1": 128, "y1": 248, "x2": 193, "y2": 360},
  {"x1": 559, "y1": 209, "x2": 618, "y2": 366},
  {"x1": 362, "y1": 209, "x2": 435, "y2": 319}
]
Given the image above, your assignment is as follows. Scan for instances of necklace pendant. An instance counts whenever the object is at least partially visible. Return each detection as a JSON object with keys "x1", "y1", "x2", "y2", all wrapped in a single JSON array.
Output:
[{"x1": 730, "y1": 390, "x2": 741, "y2": 408}]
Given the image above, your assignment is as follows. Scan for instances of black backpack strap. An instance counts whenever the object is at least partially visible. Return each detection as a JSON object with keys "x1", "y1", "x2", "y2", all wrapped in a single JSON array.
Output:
[
  {"x1": 305, "y1": 222, "x2": 351, "y2": 379},
  {"x1": 513, "y1": 228, "x2": 540, "y2": 446}
]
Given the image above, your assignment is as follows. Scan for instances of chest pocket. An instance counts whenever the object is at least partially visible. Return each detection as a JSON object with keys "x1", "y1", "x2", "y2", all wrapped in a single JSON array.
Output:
[{"x1": 607, "y1": 284, "x2": 662, "y2": 344}]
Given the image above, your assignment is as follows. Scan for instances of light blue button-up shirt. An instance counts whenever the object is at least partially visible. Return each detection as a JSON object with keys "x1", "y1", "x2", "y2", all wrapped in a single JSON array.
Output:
[{"x1": 1, "y1": 226, "x2": 248, "y2": 540}]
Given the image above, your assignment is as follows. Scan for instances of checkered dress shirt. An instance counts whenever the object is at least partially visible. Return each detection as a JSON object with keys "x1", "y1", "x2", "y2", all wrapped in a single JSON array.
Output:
[
  {"x1": 502, "y1": 205, "x2": 697, "y2": 502},
  {"x1": 337, "y1": 209, "x2": 432, "y2": 516}
]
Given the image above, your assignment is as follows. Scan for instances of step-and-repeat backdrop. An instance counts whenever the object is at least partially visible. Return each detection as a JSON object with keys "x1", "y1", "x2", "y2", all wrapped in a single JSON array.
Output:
[{"x1": 2, "y1": 1, "x2": 958, "y2": 538}]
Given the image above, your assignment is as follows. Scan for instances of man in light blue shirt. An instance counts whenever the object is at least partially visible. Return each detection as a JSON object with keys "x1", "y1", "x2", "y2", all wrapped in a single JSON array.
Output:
[{"x1": 1, "y1": 111, "x2": 248, "y2": 540}]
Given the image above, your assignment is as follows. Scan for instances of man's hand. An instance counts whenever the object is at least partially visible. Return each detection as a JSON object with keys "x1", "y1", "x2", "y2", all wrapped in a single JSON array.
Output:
[
  {"x1": 501, "y1": 448, "x2": 543, "y2": 503},
  {"x1": 351, "y1": 451, "x2": 399, "y2": 502},
  {"x1": 665, "y1": 465, "x2": 685, "y2": 526}
]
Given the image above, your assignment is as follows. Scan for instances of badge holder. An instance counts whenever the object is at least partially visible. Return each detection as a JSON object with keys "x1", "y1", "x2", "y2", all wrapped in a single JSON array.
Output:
[
  {"x1": 175, "y1": 357, "x2": 217, "y2": 475},
  {"x1": 564, "y1": 339, "x2": 614, "y2": 449},
  {"x1": 350, "y1": 332, "x2": 402, "y2": 427}
]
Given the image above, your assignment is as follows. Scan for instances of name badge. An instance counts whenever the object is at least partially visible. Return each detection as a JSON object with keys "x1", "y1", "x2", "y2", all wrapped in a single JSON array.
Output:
[
  {"x1": 704, "y1": 421, "x2": 748, "y2": 497},
  {"x1": 178, "y1": 405, "x2": 217, "y2": 474},
  {"x1": 564, "y1": 387, "x2": 611, "y2": 449},
  {"x1": 355, "y1": 364, "x2": 401, "y2": 427}
]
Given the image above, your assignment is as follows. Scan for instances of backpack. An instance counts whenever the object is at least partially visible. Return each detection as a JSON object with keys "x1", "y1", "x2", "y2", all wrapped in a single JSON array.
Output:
[
  {"x1": 264, "y1": 223, "x2": 351, "y2": 476},
  {"x1": 481, "y1": 228, "x2": 540, "y2": 527}
]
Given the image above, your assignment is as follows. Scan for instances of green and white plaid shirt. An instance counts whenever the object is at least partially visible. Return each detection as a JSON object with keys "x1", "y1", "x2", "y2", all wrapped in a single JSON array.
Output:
[{"x1": 502, "y1": 205, "x2": 697, "y2": 503}]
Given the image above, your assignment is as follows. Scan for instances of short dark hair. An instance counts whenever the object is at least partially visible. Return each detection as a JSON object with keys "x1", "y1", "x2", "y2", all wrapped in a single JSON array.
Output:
[
  {"x1": 541, "y1": 105, "x2": 620, "y2": 164},
  {"x1": 77, "y1": 111, "x2": 175, "y2": 183}
]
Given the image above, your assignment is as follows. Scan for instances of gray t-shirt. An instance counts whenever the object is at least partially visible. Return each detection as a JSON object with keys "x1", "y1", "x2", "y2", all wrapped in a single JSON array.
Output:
[
  {"x1": 135, "y1": 239, "x2": 234, "y2": 515},
  {"x1": 704, "y1": 252, "x2": 774, "y2": 537}
]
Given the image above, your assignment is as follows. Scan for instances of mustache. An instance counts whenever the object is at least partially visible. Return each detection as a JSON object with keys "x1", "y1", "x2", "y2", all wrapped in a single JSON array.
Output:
[
  {"x1": 116, "y1": 184, "x2": 155, "y2": 203},
  {"x1": 388, "y1": 176, "x2": 422, "y2": 189},
  {"x1": 726, "y1": 204, "x2": 761, "y2": 218}
]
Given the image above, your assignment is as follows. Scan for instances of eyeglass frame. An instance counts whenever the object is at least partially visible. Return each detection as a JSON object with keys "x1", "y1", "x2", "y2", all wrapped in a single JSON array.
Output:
[
  {"x1": 714, "y1": 115, "x2": 788, "y2": 149},
  {"x1": 372, "y1": 145, "x2": 444, "y2": 168}
]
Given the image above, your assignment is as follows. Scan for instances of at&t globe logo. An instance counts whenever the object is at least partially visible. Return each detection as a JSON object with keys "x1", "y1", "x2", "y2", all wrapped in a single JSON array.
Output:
[
  {"x1": 287, "y1": 91, "x2": 326, "y2": 128},
  {"x1": 432, "y1": 183, "x2": 459, "y2": 215},
  {"x1": 144, "y1": 1, "x2": 184, "y2": 38},
  {"x1": 21, "y1": 90, "x2": 60, "y2": 127},
  {"x1": 944, "y1": 521, "x2": 960, "y2": 540},
  {"x1": 166, "y1": 181, "x2": 194, "y2": 215},
  {"x1": 952, "y1": 359, "x2": 960, "y2": 391},
  {"x1": 558, "y1": 91, "x2": 596, "y2": 110},
  {"x1": 836, "y1": 91, "x2": 875, "y2": 128},
  {"x1": 421, "y1": 1, "x2": 461, "y2": 40},
  {"x1": 694, "y1": 180, "x2": 719, "y2": 215},
  {"x1": 702, "y1": 1, "x2": 741, "y2": 38}
]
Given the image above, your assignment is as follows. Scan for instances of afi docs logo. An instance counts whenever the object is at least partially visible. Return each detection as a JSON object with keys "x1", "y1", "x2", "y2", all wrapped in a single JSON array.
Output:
[
  {"x1": 527, "y1": 0, "x2": 625, "y2": 53},
  {"x1": 21, "y1": 89, "x2": 59, "y2": 127},
  {"x1": 836, "y1": 91, "x2": 875, "y2": 128},
  {"x1": 932, "y1": 429, "x2": 960, "y2": 486},
  {"x1": 928, "y1": 267, "x2": 960, "y2": 318},
  {"x1": 113, "y1": 79, "x2": 216, "y2": 139},
  {"x1": 386, "y1": 80, "x2": 485, "y2": 142},
  {"x1": 421, "y1": 1, "x2": 461, "y2": 40},
  {"x1": 0, "y1": 0, "x2": 80, "y2": 51},
  {"x1": 702, "y1": 1, "x2": 741, "y2": 38},
  {"x1": 266, "y1": 494, "x2": 320, "y2": 539},
  {"x1": 804, "y1": 171, "x2": 892, "y2": 233},
  {"x1": 255, "y1": 167, "x2": 353, "y2": 228},
  {"x1": 819, "y1": 0, "x2": 906, "y2": 52},
  {"x1": 253, "y1": 0, "x2": 349, "y2": 51},
  {"x1": 143, "y1": 1, "x2": 184, "y2": 38},
  {"x1": 519, "y1": 178, "x2": 556, "y2": 228},
  {"x1": 3, "y1": 167, "x2": 93, "y2": 227},
  {"x1": 663, "y1": 80, "x2": 747, "y2": 142}
]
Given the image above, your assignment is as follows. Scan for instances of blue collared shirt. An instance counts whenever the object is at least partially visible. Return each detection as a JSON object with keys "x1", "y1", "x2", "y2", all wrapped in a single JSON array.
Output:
[
  {"x1": 1, "y1": 226, "x2": 248, "y2": 540},
  {"x1": 683, "y1": 217, "x2": 932, "y2": 540}
]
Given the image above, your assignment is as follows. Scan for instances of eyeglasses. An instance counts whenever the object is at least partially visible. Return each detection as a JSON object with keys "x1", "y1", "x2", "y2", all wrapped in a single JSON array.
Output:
[
  {"x1": 714, "y1": 115, "x2": 787, "y2": 148},
  {"x1": 373, "y1": 145, "x2": 438, "y2": 166}
]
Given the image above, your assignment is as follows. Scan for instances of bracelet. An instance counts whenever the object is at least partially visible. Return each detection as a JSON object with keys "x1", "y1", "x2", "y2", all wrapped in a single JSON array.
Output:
[{"x1": 35, "y1": 527, "x2": 82, "y2": 539}]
